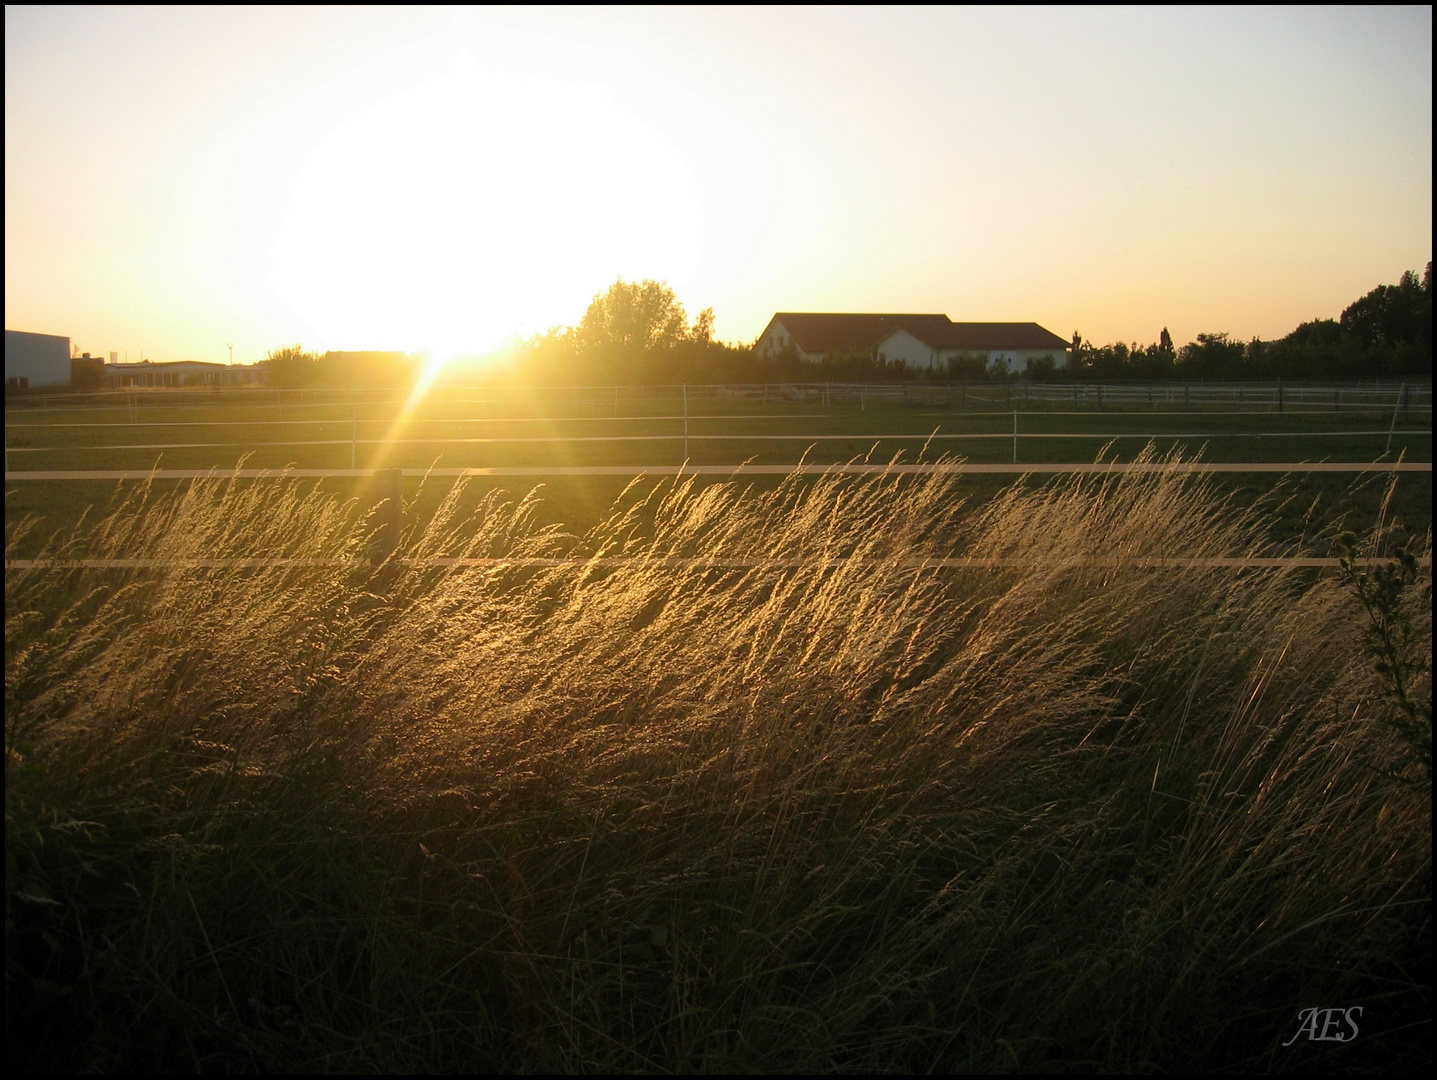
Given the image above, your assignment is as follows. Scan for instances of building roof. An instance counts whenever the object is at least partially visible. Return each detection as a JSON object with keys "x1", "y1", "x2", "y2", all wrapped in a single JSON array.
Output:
[
  {"x1": 911, "y1": 322, "x2": 1071, "y2": 351},
  {"x1": 769, "y1": 313, "x2": 947, "y2": 354},
  {"x1": 768, "y1": 313, "x2": 1069, "y2": 353},
  {"x1": 106, "y1": 359, "x2": 263, "y2": 370}
]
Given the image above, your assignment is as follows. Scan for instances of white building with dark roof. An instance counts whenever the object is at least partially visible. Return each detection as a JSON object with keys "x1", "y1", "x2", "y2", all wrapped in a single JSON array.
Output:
[{"x1": 756, "y1": 313, "x2": 1071, "y2": 374}]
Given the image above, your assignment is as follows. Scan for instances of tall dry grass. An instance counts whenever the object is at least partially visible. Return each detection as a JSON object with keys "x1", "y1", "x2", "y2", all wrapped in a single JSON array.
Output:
[{"x1": 6, "y1": 451, "x2": 1431, "y2": 1072}]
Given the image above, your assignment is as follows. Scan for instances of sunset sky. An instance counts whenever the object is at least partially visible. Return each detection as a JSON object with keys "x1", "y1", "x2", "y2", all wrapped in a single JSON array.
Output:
[{"x1": 5, "y1": 6, "x2": 1432, "y2": 366}]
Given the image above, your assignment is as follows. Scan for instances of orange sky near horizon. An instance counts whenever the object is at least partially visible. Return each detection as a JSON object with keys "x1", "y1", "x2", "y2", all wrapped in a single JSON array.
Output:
[{"x1": 5, "y1": 7, "x2": 1432, "y2": 366}]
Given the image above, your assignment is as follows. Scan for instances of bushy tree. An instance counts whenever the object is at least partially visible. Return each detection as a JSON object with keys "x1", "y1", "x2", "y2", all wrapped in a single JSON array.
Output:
[
  {"x1": 262, "y1": 346, "x2": 417, "y2": 388},
  {"x1": 576, "y1": 279, "x2": 700, "y2": 355},
  {"x1": 1178, "y1": 332, "x2": 1249, "y2": 379},
  {"x1": 519, "y1": 278, "x2": 732, "y2": 384},
  {"x1": 946, "y1": 351, "x2": 990, "y2": 381},
  {"x1": 265, "y1": 344, "x2": 319, "y2": 387},
  {"x1": 1341, "y1": 269, "x2": 1430, "y2": 350},
  {"x1": 1067, "y1": 335, "x2": 1178, "y2": 382},
  {"x1": 1025, "y1": 354, "x2": 1058, "y2": 381}
]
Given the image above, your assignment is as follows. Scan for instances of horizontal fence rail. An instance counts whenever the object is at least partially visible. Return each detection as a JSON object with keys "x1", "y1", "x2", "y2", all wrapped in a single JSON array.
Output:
[
  {"x1": 3, "y1": 411, "x2": 1433, "y2": 428},
  {"x1": 5, "y1": 431, "x2": 1433, "y2": 458},
  {"x1": 5, "y1": 380, "x2": 1433, "y2": 415},
  {"x1": 5, "y1": 462, "x2": 1432, "y2": 481}
]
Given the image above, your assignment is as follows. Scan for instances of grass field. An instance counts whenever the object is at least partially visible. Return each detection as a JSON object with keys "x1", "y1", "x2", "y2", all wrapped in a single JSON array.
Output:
[
  {"x1": 5, "y1": 390, "x2": 1433, "y2": 557},
  {"x1": 5, "y1": 392, "x2": 1433, "y2": 471},
  {"x1": 5, "y1": 391, "x2": 1433, "y2": 1072}
]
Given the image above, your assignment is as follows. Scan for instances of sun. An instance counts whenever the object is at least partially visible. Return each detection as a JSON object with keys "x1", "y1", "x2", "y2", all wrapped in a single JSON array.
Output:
[{"x1": 256, "y1": 50, "x2": 704, "y2": 357}]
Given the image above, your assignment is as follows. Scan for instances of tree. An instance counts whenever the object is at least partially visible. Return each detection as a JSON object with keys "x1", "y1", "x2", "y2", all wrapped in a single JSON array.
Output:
[
  {"x1": 1340, "y1": 270, "x2": 1428, "y2": 349},
  {"x1": 265, "y1": 344, "x2": 318, "y2": 387},
  {"x1": 1026, "y1": 354, "x2": 1058, "y2": 380},
  {"x1": 690, "y1": 305, "x2": 715, "y2": 344},
  {"x1": 567, "y1": 279, "x2": 724, "y2": 383},
  {"x1": 947, "y1": 350, "x2": 989, "y2": 381},
  {"x1": 577, "y1": 279, "x2": 694, "y2": 354},
  {"x1": 1178, "y1": 332, "x2": 1247, "y2": 379}
]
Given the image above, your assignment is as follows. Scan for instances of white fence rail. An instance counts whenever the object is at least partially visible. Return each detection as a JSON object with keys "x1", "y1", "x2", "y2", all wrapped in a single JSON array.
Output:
[
  {"x1": 4, "y1": 380, "x2": 1432, "y2": 415},
  {"x1": 7, "y1": 463, "x2": 1432, "y2": 481}
]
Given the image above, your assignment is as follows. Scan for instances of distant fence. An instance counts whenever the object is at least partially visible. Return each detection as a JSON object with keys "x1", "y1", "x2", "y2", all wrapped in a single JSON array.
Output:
[
  {"x1": 4, "y1": 380, "x2": 1433, "y2": 415},
  {"x1": 7, "y1": 462, "x2": 1433, "y2": 481}
]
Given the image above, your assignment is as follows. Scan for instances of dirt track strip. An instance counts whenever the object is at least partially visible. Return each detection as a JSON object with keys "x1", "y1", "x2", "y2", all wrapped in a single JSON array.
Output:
[
  {"x1": 7, "y1": 556, "x2": 1431, "y2": 571},
  {"x1": 5, "y1": 462, "x2": 1432, "y2": 480}
]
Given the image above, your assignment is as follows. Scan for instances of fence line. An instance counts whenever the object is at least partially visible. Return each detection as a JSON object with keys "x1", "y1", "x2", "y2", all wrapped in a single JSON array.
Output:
[
  {"x1": 6, "y1": 380, "x2": 1432, "y2": 415},
  {"x1": 6, "y1": 462, "x2": 1432, "y2": 481},
  {"x1": 5, "y1": 407, "x2": 1436, "y2": 430},
  {"x1": 6, "y1": 429, "x2": 1432, "y2": 458}
]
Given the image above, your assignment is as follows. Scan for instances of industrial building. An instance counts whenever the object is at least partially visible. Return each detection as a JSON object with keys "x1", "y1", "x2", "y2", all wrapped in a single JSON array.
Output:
[
  {"x1": 5, "y1": 329, "x2": 71, "y2": 388},
  {"x1": 104, "y1": 360, "x2": 268, "y2": 388}
]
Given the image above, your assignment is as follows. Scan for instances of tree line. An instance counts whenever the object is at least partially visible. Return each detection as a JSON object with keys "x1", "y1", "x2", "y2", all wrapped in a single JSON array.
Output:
[
  {"x1": 1069, "y1": 264, "x2": 1430, "y2": 382},
  {"x1": 264, "y1": 265, "x2": 1431, "y2": 387}
]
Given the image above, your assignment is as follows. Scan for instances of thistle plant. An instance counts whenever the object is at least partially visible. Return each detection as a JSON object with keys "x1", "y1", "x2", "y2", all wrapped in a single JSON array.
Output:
[{"x1": 1336, "y1": 529, "x2": 1433, "y2": 788}]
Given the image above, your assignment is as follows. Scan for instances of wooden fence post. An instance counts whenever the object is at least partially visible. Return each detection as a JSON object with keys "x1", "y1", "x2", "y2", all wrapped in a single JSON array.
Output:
[{"x1": 370, "y1": 468, "x2": 404, "y2": 567}]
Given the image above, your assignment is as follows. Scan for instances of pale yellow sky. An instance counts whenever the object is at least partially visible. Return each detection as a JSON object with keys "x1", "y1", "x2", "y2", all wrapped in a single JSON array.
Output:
[{"x1": 5, "y1": 7, "x2": 1432, "y2": 365}]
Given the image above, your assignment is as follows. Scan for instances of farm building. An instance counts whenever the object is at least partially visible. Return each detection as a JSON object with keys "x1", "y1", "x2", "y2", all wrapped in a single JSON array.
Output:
[
  {"x1": 5, "y1": 329, "x2": 71, "y2": 388},
  {"x1": 756, "y1": 313, "x2": 1071, "y2": 374},
  {"x1": 105, "y1": 360, "x2": 269, "y2": 388},
  {"x1": 71, "y1": 353, "x2": 107, "y2": 389}
]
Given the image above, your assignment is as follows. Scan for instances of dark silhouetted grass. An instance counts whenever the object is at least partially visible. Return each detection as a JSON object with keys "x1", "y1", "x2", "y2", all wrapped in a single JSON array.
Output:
[{"x1": 6, "y1": 450, "x2": 1430, "y2": 1072}]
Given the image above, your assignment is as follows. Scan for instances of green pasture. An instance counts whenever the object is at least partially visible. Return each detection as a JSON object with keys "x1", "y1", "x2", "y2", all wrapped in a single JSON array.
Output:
[
  {"x1": 4, "y1": 394, "x2": 1431, "y2": 472},
  {"x1": 6, "y1": 395, "x2": 1431, "y2": 559}
]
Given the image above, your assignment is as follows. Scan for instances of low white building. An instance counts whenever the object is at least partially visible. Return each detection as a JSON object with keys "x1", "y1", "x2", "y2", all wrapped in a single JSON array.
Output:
[
  {"x1": 5, "y1": 329, "x2": 71, "y2": 388},
  {"x1": 106, "y1": 360, "x2": 268, "y2": 388},
  {"x1": 756, "y1": 313, "x2": 1071, "y2": 374}
]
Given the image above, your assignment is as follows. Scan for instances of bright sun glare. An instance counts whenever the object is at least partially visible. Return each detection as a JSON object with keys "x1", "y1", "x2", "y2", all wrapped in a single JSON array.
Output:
[{"x1": 256, "y1": 50, "x2": 705, "y2": 361}]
